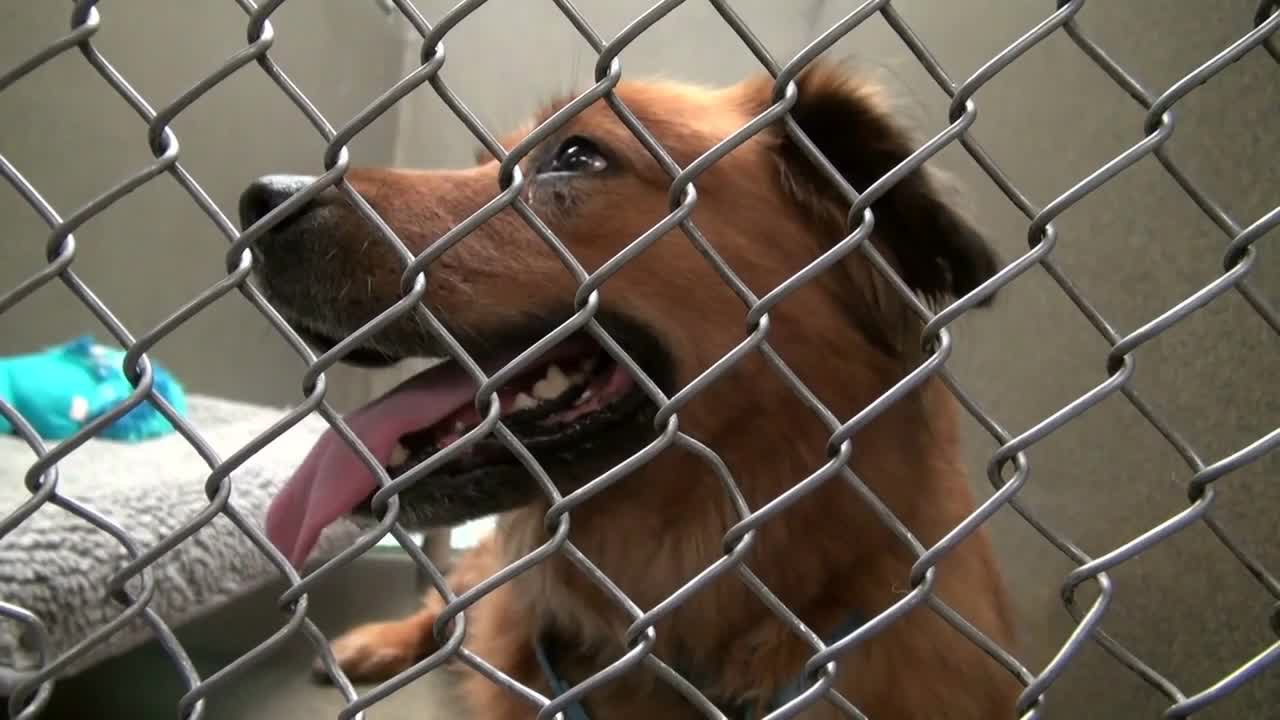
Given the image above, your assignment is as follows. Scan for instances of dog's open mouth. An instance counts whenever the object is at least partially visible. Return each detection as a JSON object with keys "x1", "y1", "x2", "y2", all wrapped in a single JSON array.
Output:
[{"x1": 265, "y1": 328, "x2": 662, "y2": 568}]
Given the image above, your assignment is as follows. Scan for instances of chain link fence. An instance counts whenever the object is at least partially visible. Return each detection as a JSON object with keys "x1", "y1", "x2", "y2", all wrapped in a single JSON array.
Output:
[{"x1": 1, "y1": 1, "x2": 1278, "y2": 718}]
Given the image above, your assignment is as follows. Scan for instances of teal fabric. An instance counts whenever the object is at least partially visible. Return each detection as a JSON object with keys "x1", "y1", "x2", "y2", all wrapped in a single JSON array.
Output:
[
  {"x1": 532, "y1": 631, "x2": 592, "y2": 720},
  {"x1": 0, "y1": 336, "x2": 186, "y2": 443},
  {"x1": 534, "y1": 611, "x2": 864, "y2": 719}
]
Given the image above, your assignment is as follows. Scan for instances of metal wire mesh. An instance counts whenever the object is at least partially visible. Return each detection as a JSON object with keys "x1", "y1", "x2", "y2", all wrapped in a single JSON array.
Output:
[{"x1": 1, "y1": 1, "x2": 1278, "y2": 718}]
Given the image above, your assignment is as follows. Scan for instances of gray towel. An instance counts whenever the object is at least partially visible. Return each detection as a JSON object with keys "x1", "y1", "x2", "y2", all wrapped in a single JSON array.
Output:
[{"x1": 0, "y1": 395, "x2": 365, "y2": 690}]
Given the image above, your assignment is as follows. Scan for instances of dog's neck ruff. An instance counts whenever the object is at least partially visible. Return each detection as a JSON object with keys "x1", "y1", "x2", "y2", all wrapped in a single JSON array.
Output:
[{"x1": 533, "y1": 612, "x2": 865, "y2": 719}]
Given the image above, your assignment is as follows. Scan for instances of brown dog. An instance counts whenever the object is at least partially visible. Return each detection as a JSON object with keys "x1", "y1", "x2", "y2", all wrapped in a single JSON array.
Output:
[{"x1": 241, "y1": 62, "x2": 1019, "y2": 719}]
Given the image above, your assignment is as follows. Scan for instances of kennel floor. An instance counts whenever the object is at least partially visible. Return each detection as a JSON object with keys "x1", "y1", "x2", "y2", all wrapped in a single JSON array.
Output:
[{"x1": 26, "y1": 549, "x2": 465, "y2": 720}]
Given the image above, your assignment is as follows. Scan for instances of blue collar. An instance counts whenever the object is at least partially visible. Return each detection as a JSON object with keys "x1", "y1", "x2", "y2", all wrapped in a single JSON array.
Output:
[{"x1": 533, "y1": 612, "x2": 864, "y2": 720}]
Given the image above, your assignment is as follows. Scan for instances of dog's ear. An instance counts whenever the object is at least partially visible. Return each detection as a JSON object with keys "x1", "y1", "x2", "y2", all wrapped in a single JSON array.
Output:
[{"x1": 750, "y1": 62, "x2": 1000, "y2": 308}]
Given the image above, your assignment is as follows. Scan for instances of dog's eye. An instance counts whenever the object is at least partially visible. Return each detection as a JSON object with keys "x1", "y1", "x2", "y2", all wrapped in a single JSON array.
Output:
[{"x1": 549, "y1": 136, "x2": 607, "y2": 174}]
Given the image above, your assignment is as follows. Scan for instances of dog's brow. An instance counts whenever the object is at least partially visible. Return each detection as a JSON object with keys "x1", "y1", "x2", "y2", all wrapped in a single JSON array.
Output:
[
  {"x1": 535, "y1": 93, "x2": 578, "y2": 128},
  {"x1": 475, "y1": 95, "x2": 587, "y2": 169}
]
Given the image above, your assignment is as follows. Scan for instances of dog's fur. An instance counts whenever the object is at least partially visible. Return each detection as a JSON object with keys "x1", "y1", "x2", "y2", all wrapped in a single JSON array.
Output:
[{"x1": 250, "y1": 63, "x2": 1019, "y2": 718}]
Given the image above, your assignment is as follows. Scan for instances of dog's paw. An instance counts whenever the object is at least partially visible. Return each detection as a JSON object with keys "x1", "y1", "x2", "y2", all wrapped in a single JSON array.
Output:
[{"x1": 312, "y1": 621, "x2": 426, "y2": 684}]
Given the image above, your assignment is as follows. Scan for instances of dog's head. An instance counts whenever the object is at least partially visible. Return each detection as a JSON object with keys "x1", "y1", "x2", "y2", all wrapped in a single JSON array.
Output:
[{"x1": 245, "y1": 62, "x2": 999, "y2": 567}]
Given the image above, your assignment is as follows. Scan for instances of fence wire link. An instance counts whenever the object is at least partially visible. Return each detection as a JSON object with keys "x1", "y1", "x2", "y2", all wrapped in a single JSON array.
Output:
[{"x1": 0, "y1": 1, "x2": 1277, "y2": 718}]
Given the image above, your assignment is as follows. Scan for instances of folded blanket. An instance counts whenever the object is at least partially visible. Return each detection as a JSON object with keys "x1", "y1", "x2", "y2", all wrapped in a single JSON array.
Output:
[{"x1": 0, "y1": 394, "x2": 365, "y2": 692}]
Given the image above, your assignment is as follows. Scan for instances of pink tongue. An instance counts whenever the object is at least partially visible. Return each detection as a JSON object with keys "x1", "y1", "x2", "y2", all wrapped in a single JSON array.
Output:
[{"x1": 265, "y1": 362, "x2": 480, "y2": 568}]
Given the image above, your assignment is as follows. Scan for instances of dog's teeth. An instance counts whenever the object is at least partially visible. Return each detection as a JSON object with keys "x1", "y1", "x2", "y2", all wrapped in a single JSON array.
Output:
[
  {"x1": 548, "y1": 364, "x2": 572, "y2": 386},
  {"x1": 573, "y1": 389, "x2": 593, "y2": 406},
  {"x1": 532, "y1": 364, "x2": 571, "y2": 399},
  {"x1": 389, "y1": 442, "x2": 410, "y2": 466},
  {"x1": 512, "y1": 392, "x2": 538, "y2": 411}
]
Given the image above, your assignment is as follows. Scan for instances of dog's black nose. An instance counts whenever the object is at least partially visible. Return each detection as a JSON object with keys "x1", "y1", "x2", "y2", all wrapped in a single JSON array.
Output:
[{"x1": 238, "y1": 174, "x2": 318, "y2": 230}]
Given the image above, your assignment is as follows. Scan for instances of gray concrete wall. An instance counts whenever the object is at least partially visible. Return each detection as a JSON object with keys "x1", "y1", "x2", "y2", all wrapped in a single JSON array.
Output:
[{"x1": 2, "y1": 1, "x2": 1275, "y2": 718}]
